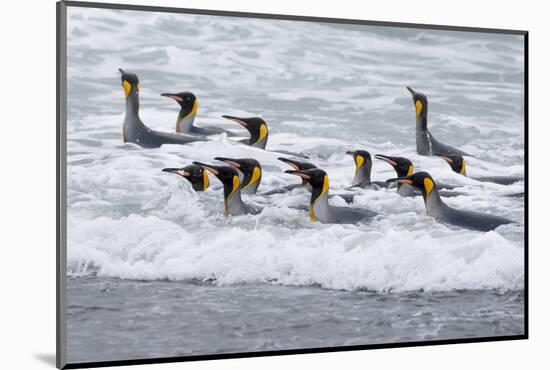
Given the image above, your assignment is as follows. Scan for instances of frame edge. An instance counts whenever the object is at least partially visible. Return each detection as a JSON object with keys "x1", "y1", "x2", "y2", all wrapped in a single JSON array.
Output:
[{"x1": 57, "y1": 1, "x2": 68, "y2": 369}]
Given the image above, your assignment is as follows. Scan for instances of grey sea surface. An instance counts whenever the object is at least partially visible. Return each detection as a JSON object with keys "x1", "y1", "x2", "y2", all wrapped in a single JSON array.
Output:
[
  {"x1": 66, "y1": 7, "x2": 525, "y2": 364},
  {"x1": 68, "y1": 277, "x2": 524, "y2": 363}
]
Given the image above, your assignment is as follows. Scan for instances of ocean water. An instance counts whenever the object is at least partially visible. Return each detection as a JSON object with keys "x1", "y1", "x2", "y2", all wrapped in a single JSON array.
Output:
[{"x1": 65, "y1": 7, "x2": 525, "y2": 364}]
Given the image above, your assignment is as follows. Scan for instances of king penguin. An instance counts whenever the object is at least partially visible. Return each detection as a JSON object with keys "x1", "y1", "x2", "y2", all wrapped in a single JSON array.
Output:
[
  {"x1": 346, "y1": 150, "x2": 393, "y2": 189},
  {"x1": 257, "y1": 157, "x2": 317, "y2": 196},
  {"x1": 374, "y1": 153, "x2": 462, "y2": 197},
  {"x1": 214, "y1": 157, "x2": 262, "y2": 194},
  {"x1": 193, "y1": 161, "x2": 261, "y2": 216},
  {"x1": 406, "y1": 86, "x2": 470, "y2": 157},
  {"x1": 119, "y1": 69, "x2": 206, "y2": 148},
  {"x1": 221, "y1": 116, "x2": 269, "y2": 149},
  {"x1": 161, "y1": 164, "x2": 210, "y2": 192},
  {"x1": 436, "y1": 153, "x2": 523, "y2": 185},
  {"x1": 387, "y1": 171, "x2": 513, "y2": 231},
  {"x1": 285, "y1": 168, "x2": 379, "y2": 224},
  {"x1": 373, "y1": 154, "x2": 416, "y2": 196},
  {"x1": 161, "y1": 92, "x2": 237, "y2": 136},
  {"x1": 221, "y1": 115, "x2": 309, "y2": 158}
]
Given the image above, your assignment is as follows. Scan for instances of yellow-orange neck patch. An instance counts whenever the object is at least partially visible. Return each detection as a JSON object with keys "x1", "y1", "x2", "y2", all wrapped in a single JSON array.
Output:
[
  {"x1": 424, "y1": 178, "x2": 434, "y2": 195},
  {"x1": 203, "y1": 171, "x2": 209, "y2": 190},
  {"x1": 122, "y1": 80, "x2": 131, "y2": 97},
  {"x1": 255, "y1": 123, "x2": 268, "y2": 145},
  {"x1": 355, "y1": 155, "x2": 364, "y2": 174},
  {"x1": 415, "y1": 100, "x2": 423, "y2": 119}
]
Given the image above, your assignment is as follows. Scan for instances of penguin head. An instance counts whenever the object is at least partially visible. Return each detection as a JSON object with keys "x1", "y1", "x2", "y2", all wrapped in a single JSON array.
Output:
[
  {"x1": 222, "y1": 115, "x2": 268, "y2": 147},
  {"x1": 162, "y1": 164, "x2": 209, "y2": 192},
  {"x1": 285, "y1": 168, "x2": 329, "y2": 202},
  {"x1": 374, "y1": 154, "x2": 414, "y2": 178},
  {"x1": 119, "y1": 68, "x2": 140, "y2": 98},
  {"x1": 346, "y1": 150, "x2": 372, "y2": 175},
  {"x1": 278, "y1": 157, "x2": 317, "y2": 171},
  {"x1": 406, "y1": 86, "x2": 427, "y2": 120},
  {"x1": 278, "y1": 157, "x2": 317, "y2": 187},
  {"x1": 435, "y1": 153, "x2": 466, "y2": 175},
  {"x1": 161, "y1": 92, "x2": 198, "y2": 117},
  {"x1": 193, "y1": 161, "x2": 241, "y2": 200},
  {"x1": 214, "y1": 157, "x2": 262, "y2": 190},
  {"x1": 387, "y1": 171, "x2": 437, "y2": 199}
]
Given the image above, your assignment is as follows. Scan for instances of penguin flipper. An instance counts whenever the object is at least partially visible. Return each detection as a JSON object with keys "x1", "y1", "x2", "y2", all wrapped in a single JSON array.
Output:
[
  {"x1": 331, "y1": 206, "x2": 379, "y2": 224},
  {"x1": 150, "y1": 130, "x2": 207, "y2": 145},
  {"x1": 473, "y1": 176, "x2": 523, "y2": 185},
  {"x1": 441, "y1": 207, "x2": 513, "y2": 232}
]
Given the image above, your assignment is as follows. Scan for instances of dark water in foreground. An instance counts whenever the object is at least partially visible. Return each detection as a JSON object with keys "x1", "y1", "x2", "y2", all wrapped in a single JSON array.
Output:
[{"x1": 67, "y1": 277, "x2": 524, "y2": 363}]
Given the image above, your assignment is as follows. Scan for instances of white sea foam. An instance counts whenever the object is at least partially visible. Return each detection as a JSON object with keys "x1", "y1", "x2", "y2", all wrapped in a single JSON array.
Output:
[{"x1": 66, "y1": 8, "x2": 525, "y2": 292}]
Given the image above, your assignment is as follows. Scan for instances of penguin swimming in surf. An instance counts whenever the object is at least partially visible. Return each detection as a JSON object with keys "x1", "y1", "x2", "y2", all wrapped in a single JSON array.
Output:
[
  {"x1": 406, "y1": 86, "x2": 470, "y2": 157},
  {"x1": 161, "y1": 164, "x2": 210, "y2": 192},
  {"x1": 119, "y1": 69, "x2": 207, "y2": 148},
  {"x1": 221, "y1": 116, "x2": 269, "y2": 149},
  {"x1": 373, "y1": 154, "x2": 416, "y2": 196},
  {"x1": 214, "y1": 157, "x2": 262, "y2": 195},
  {"x1": 346, "y1": 150, "x2": 393, "y2": 189},
  {"x1": 285, "y1": 168, "x2": 379, "y2": 224},
  {"x1": 221, "y1": 115, "x2": 309, "y2": 158},
  {"x1": 387, "y1": 172, "x2": 513, "y2": 231},
  {"x1": 193, "y1": 161, "x2": 261, "y2": 216},
  {"x1": 436, "y1": 153, "x2": 524, "y2": 185},
  {"x1": 374, "y1": 154, "x2": 463, "y2": 197},
  {"x1": 258, "y1": 157, "x2": 317, "y2": 196},
  {"x1": 161, "y1": 92, "x2": 237, "y2": 136}
]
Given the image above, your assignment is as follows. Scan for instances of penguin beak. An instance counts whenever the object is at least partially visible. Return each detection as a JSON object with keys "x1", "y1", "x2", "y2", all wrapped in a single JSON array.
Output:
[
  {"x1": 406, "y1": 86, "x2": 415, "y2": 95},
  {"x1": 278, "y1": 157, "x2": 299, "y2": 170},
  {"x1": 192, "y1": 162, "x2": 220, "y2": 176},
  {"x1": 435, "y1": 154, "x2": 453, "y2": 164},
  {"x1": 161, "y1": 93, "x2": 183, "y2": 102},
  {"x1": 285, "y1": 170, "x2": 311, "y2": 180},
  {"x1": 222, "y1": 115, "x2": 248, "y2": 127},
  {"x1": 162, "y1": 168, "x2": 189, "y2": 177},
  {"x1": 374, "y1": 154, "x2": 398, "y2": 166},
  {"x1": 387, "y1": 176, "x2": 413, "y2": 185},
  {"x1": 215, "y1": 157, "x2": 241, "y2": 168},
  {"x1": 345, "y1": 151, "x2": 355, "y2": 156}
]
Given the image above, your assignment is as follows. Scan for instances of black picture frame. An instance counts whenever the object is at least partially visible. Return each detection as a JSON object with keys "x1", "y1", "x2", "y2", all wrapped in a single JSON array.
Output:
[{"x1": 56, "y1": 1, "x2": 529, "y2": 368}]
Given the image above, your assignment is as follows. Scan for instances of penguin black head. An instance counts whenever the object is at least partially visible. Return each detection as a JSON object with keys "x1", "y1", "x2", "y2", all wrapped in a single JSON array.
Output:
[
  {"x1": 222, "y1": 115, "x2": 268, "y2": 147},
  {"x1": 285, "y1": 168, "x2": 329, "y2": 203},
  {"x1": 374, "y1": 154, "x2": 414, "y2": 178},
  {"x1": 278, "y1": 157, "x2": 316, "y2": 187},
  {"x1": 119, "y1": 68, "x2": 140, "y2": 98},
  {"x1": 387, "y1": 171, "x2": 437, "y2": 199},
  {"x1": 193, "y1": 161, "x2": 241, "y2": 200},
  {"x1": 162, "y1": 164, "x2": 209, "y2": 191},
  {"x1": 278, "y1": 157, "x2": 317, "y2": 171},
  {"x1": 435, "y1": 153, "x2": 466, "y2": 175},
  {"x1": 161, "y1": 92, "x2": 198, "y2": 117},
  {"x1": 346, "y1": 150, "x2": 372, "y2": 174},
  {"x1": 214, "y1": 157, "x2": 262, "y2": 191},
  {"x1": 406, "y1": 86, "x2": 427, "y2": 121}
]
